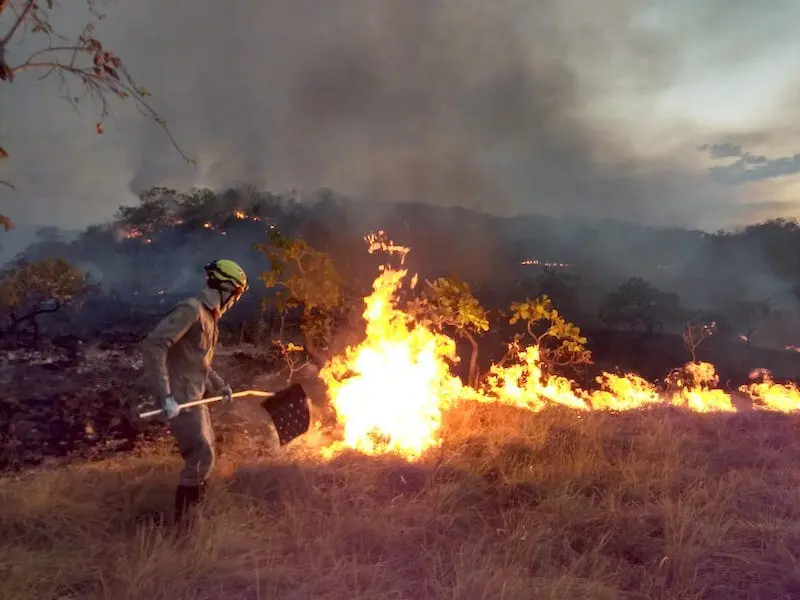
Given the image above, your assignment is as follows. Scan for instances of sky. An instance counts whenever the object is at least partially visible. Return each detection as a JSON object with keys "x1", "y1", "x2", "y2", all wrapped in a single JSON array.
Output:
[{"x1": 2, "y1": 0, "x2": 800, "y2": 231}]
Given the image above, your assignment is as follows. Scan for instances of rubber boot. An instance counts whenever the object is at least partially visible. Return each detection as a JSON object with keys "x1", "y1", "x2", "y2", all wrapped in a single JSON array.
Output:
[{"x1": 174, "y1": 482, "x2": 206, "y2": 530}]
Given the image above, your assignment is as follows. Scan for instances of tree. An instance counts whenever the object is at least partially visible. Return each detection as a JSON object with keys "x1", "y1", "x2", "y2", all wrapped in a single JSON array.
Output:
[
  {"x1": 270, "y1": 339, "x2": 317, "y2": 384},
  {"x1": 740, "y1": 219, "x2": 800, "y2": 281},
  {"x1": 715, "y1": 299, "x2": 774, "y2": 346},
  {"x1": 0, "y1": 257, "x2": 90, "y2": 336},
  {"x1": 598, "y1": 277, "x2": 682, "y2": 335},
  {"x1": 20, "y1": 226, "x2": 72, "y2": 261},
  {"x1": 406, "y1": 276, "x2": 489, "y2": 386},
  {"x1": 114, "y1": 187, "x2": 182, "y2": 237},
  {"x1": 255, "y1": 229, "x2": 344, "y2": 364},
  {"x1": 509, "y1": 294, "x2": 591, "y2": 368},
  {"x1": 533, "y1": 266, "x2": 581, "y2": 320},
  {"x1": 35, "y1": 226, "x2": 64, "y2": 243},
  {"x1": 0, "y1": 0, "x2": 190, "y2": 224},
  {"x1": 682, "y1": 319, "x2": 716, "y2": 362}
]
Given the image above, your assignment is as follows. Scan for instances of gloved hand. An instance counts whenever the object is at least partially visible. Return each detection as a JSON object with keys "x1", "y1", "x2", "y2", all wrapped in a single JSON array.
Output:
[
  {"x1": 220, "y1": 383, "x2": 233, "y2": 404},
  {"x1": 162, "y1": 395, "x2": 181, "y2": 419}
]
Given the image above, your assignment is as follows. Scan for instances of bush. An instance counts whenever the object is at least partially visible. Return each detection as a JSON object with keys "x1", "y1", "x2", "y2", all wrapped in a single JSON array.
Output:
[{"x1": 0, "y1": 257, "x2": 90, "y2": 337}]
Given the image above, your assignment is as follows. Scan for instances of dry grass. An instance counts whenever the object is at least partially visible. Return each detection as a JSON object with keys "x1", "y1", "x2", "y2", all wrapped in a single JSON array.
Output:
[{"x1": 3, "y1": 403, "x2": 800, "y2": 600}]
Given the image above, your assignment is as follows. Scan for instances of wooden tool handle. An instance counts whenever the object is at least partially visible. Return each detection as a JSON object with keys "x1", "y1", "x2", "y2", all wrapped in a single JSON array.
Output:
[{"x1": 138, "y1": 389, "x2": 276, "y2": 419}]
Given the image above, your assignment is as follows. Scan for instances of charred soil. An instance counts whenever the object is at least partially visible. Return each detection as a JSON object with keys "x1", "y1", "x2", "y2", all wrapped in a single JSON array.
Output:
[{"x1": 0, "y1": 335, "x2": 321, "y2": 472}]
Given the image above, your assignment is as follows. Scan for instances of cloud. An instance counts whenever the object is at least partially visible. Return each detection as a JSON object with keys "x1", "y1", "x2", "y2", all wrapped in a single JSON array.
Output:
[
  {"x1": 0, "y1": 0, "x2": 786, "y2": 230},
  {"x1": 701, "y1": 143, "x2": 800, "y2": 184},
  {"x1": 698, "y1": 143, "x2": 746, "y2": 160}
]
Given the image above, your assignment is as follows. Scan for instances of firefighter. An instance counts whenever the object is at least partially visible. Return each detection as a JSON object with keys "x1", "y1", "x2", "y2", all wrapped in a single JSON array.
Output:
[{"x1": 141, "y1": 259, "x2": 248, "y2": 527}]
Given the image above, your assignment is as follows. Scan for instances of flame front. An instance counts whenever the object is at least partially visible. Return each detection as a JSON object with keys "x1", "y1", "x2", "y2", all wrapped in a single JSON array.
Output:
[
  {"x1": 482, "y1": 344, "x2": 588, "y2": 412},
  {"x1": 320, "y1": 234, "x2": 464, "y2": 458},
  {"x1": 316, "y1": 236, "x2": 800, "y2": 460},
  {"x1": 740, "y1": 370, "x2": 800, "y2": 413}
]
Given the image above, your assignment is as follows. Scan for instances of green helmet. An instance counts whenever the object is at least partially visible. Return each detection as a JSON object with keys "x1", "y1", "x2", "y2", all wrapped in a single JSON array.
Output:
[{"x1": 205, "y1": 259, "x2": 248, "y2": 295}]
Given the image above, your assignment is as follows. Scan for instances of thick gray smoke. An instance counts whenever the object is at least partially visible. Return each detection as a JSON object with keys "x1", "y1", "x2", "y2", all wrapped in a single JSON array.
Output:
[
  {"x1": 6, "y1": 0, "x2": 800, "y2": 230},
  {"x1": 116, "y1": 0, "x2": 702, "y2": 225},
  {"x1": 5, "y1": 0, "x2": 768, "y2": 229}
]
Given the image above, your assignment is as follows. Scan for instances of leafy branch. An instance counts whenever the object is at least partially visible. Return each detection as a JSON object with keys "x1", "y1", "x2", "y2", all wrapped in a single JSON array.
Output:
[
  {"x1": 406, "y1": 276, "x2": 489, "y2": 386},
  {"x1": 509, "y1": 294, "x2": 592, "y2": 368},
  {"x1": 0, "y1": 256, "x2": 92, "y2": 337},
  {"x1": 255, "y1": 229, "x2": 344, "y2": 364}
]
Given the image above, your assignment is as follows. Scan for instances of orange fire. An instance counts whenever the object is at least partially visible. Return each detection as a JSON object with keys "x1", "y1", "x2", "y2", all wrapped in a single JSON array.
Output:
[
  {"x1": 317, "y1": 236, "x2": 800, "y2": 460},
  {"x1": 740, "y1": 370, "x2": 800, "y2": 413},
  {"x1": 320, "y1": 233, "x2": 464, "y2": 458}
]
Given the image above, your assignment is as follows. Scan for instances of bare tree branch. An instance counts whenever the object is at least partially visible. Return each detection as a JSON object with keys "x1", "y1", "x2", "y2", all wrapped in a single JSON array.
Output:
[
  {"x1": 1, "y1": 0, "x2": 35, "y2": 47},
  {"x1": 0, "y1": 0, "x2": 193, "y2": 221}
]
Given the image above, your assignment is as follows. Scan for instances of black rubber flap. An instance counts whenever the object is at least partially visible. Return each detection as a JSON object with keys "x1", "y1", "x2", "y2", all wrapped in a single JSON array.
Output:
[{"x1": 260, "y1": 383, "x2": 311, "y2": 445}]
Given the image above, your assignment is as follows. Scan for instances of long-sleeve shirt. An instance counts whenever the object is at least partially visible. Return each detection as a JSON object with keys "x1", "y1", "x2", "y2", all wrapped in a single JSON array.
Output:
[{"x1": 141, "y1": 287, "x2": 225, "y2": 405}]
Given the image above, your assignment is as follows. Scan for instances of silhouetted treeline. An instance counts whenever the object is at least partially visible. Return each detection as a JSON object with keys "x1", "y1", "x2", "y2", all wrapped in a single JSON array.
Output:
[{"x1": 9, "y1": 185, "x2": 800, "y2": 347}]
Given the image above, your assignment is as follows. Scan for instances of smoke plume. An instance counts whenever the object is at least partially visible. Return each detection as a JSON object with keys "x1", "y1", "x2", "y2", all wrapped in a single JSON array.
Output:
[{"x1": 4, "y1": 0, "x2": 770, "y2": 229}]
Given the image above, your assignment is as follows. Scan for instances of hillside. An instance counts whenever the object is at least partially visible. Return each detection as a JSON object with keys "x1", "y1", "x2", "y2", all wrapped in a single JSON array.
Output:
[
  {"x1": 4, "y1": 320, "x2": 800, "y2": 598},
  {"x1": 3, "y1": 402, "x2": 800, "y2": 599},
  {"x1": 4, "y1": 188, "x2": 800, "y2": 599},
  {"x1": 3, "y1": 0, "x2": 800, "y2": 595},
  {"x1": 1, "y1": 188, "x2": 714, "y2": 298}
]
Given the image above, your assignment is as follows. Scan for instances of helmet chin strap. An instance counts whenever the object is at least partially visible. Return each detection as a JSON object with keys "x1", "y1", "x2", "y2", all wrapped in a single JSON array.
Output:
[{"x1": 216, "y1": 286, "x2": 240, "y2": 315}]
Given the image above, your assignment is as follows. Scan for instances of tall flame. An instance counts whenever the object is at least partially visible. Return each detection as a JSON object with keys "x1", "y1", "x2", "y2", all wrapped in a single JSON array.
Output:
[
  {"x1": 320, "y1": 233, "x2": 463, "y2": 458},
  {"x1": 316, "y1": 235, "x2": 800, "y2": 460}
]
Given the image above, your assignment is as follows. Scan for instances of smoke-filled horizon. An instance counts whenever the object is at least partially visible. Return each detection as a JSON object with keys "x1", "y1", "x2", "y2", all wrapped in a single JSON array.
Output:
[
  {"x1": 3, "y1": 1, "x2": 800, "y2": 229},
  {"x1": 8, "y1": 186, "x2": 800, "y2": 355}
]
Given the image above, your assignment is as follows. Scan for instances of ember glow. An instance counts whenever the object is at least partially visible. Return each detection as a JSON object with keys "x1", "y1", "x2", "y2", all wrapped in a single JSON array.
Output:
[
  {"x1": 202, "y1": 221, "x2": 227, "y2": 236},
  {"x1": 520, "y1": 258, "x2": 570, "y2": 268},
  {"x1": 116, "y1": 209, "x2": 266, "y2": 245},
  {"x1": 116, "y1": 227, "x2": 153, "y2": 244},
  {"x1": 315, "y1": 235, "x2": 800, "y2": 460}
]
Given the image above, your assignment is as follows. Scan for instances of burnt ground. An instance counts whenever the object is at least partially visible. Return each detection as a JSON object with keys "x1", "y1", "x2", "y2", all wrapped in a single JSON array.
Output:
[
  {"x1": 0, "y1": 335, "x2": 336, "y2": 473},
  {"x1": 0, "y1": 340, "x2": 154, "y2": 471},
  {"x1": 2, "y1": 326, "x2": 798, "y2": 474}
]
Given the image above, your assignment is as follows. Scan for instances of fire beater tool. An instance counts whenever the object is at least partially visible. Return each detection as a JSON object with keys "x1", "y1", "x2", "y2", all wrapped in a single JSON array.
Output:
[{"x1": 138, "y1": 383, "x2": 311, "y2": 446}]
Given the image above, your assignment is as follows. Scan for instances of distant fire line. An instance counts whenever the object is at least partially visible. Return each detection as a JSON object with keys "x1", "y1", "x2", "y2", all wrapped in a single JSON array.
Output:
[
  {"x1": 520, "y1": 259, "x2": 570, "y2": 268},
  {"x1": 116, "y1": 209, "x2": 275, "y2": 243}
]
